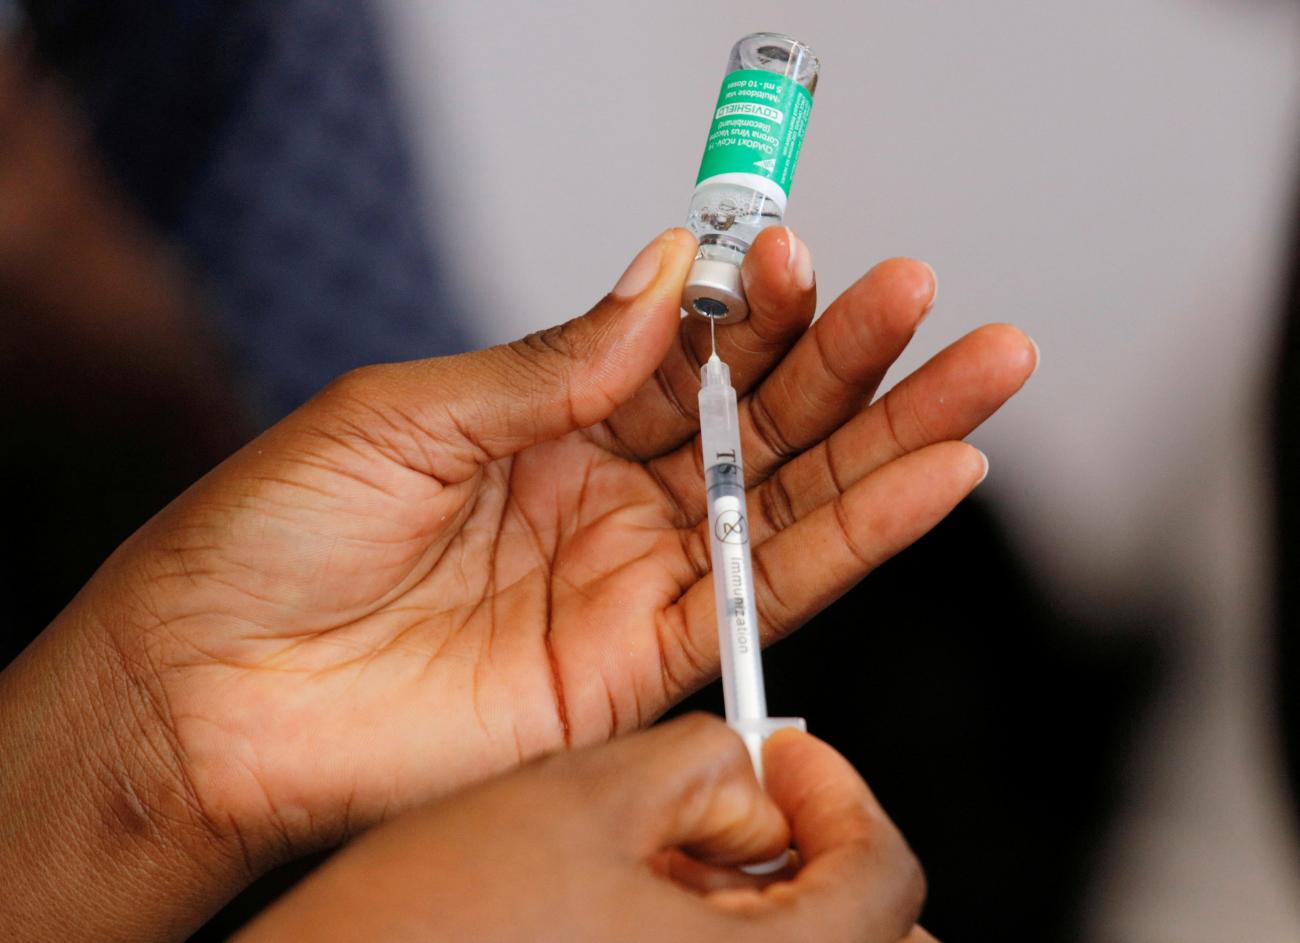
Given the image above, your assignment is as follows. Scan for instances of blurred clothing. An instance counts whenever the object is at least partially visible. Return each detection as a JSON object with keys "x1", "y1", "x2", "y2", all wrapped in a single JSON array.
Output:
[{"x1": 21, "y1": 0, "x2": 468, "y2": 421}]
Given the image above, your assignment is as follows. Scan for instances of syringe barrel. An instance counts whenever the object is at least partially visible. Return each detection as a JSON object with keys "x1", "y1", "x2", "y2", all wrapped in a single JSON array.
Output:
[
  {"x1": 706, "y1": 463, "x2": 768, "y2": 722},
  {"x1": 699, "y1": 357, "x2": 768, "y2": 724}
]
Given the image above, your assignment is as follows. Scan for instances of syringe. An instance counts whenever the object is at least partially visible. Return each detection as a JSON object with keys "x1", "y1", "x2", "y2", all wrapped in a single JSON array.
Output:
[{"x1": 698, "y1": 349, "x2": 805, "y2": 834}]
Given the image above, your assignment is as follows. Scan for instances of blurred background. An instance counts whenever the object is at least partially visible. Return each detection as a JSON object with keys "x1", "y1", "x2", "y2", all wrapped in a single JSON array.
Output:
[{"x1": 3, "y1": 1, "x2": 1299, "y2": 940}]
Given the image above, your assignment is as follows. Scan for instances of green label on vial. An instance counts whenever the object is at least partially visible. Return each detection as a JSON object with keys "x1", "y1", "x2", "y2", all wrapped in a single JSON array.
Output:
[{"x1": 695, "y1": 68, "x2": 813, "y2": 198}]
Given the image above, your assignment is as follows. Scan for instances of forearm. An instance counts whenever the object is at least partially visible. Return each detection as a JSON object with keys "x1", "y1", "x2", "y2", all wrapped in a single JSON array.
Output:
[{"x1": 0, "y1": 602, "x2": 247, "y2": 942}]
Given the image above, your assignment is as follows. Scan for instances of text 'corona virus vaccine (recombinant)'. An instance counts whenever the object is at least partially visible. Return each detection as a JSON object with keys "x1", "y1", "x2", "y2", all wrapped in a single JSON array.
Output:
[{"x1": 682, "y1": 33, "x2": 820, "y2": 324}]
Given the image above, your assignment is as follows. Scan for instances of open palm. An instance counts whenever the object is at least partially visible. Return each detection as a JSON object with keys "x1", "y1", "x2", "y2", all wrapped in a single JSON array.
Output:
[{"x1": 98, "y1": 228, "x2": 1034, "y2": 869}]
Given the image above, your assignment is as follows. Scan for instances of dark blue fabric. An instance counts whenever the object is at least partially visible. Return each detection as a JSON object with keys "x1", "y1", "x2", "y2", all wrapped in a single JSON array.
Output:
[
  {"x1": 23, "y1": 0, "x2": 469, "y2": 422},
  {"x1": 22, "y1": 0, "x2": 267, "y2": 227}
]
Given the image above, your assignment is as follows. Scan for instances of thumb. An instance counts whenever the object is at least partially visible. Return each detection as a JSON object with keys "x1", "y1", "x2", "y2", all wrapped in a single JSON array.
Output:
[{"x1": 336, "y1": 228, "x2": 696, "y2": 478}]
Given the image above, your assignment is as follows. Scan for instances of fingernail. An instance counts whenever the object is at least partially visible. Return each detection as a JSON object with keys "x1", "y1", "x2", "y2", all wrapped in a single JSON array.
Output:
[
  {"x1": 921, "y1": 262, "x2": 938, "y2": 317},
  {"x1": 1028, "y1": 336, "x2": 1041, "y2": 378},
  {"x1": 974, "y1": 449, "x2": 990, "y2": 486},
  {"x1": 612, "y1": 232, "x2": 667, "y2": 299},
  {"x1": 786, "y1": 227, "x2": 815, "y2": 291}
]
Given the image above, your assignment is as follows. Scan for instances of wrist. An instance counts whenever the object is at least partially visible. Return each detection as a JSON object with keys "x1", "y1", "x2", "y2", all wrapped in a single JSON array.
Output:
[{"x1": 0, "y1": 598, "x2": 249, "y2": 941}]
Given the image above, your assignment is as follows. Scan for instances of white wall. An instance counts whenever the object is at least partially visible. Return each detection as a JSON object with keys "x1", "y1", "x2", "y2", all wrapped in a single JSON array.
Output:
[{"x1": 378, "y1": 2, "x2": 1300, "y2": 939}]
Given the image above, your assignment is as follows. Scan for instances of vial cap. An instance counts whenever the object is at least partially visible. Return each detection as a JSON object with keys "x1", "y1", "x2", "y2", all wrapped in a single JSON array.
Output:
[{"x1": 682, "y1": 258, "x2": 748, "y2": 325}]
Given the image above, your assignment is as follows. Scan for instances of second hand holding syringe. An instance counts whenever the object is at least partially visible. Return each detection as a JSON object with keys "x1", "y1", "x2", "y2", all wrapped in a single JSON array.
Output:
[{"x1": 699, "y1": 349, "x2": 805, "y2": 872}]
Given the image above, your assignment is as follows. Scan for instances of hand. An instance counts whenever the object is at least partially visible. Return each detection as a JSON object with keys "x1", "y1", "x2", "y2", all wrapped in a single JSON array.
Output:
[
  {"x1": 10, "y1": 227, "x2": 1034, "y2": 919},
  {"x1": 236, "y1": 715, "x2": 939, "y2": 943}
]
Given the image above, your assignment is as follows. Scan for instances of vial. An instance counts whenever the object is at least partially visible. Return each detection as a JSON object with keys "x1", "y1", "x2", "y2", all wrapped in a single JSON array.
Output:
[{"x1": 683, "y1": 33, "x2": 820, "y2": 324}]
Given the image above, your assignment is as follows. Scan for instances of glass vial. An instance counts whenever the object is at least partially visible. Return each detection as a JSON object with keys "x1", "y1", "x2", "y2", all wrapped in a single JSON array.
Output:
[{"x1": 683, "y1": 33, "x2": 820, "y2": 324}]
